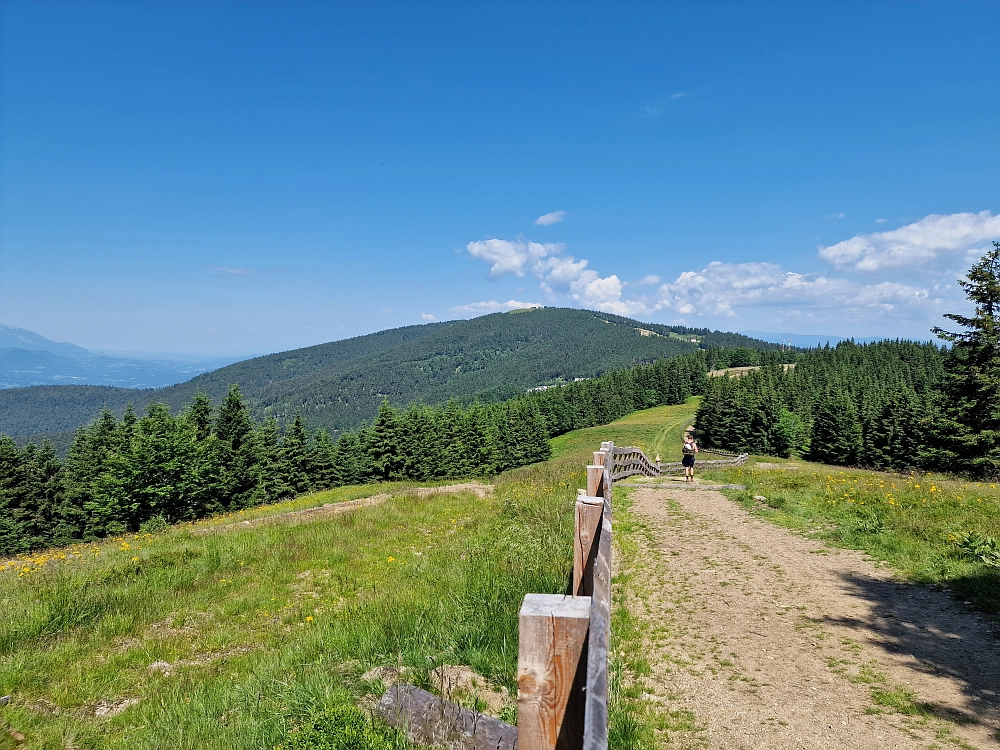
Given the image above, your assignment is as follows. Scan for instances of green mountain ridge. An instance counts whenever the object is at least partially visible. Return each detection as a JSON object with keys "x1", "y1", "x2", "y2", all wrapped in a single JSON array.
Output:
[{"x1": 0, "y1": 308, "x2": 781, "y2": 445}]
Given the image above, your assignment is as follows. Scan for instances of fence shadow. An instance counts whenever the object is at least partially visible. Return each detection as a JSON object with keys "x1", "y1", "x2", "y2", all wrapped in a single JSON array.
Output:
[{"x1": 821, "y1": 571, "x2": 1000, "y2": 723}]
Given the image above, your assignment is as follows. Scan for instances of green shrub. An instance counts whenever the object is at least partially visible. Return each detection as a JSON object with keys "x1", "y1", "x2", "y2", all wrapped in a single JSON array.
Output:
[{"x1": 139, "y1": 515, "x2": 170, "y2": 534}]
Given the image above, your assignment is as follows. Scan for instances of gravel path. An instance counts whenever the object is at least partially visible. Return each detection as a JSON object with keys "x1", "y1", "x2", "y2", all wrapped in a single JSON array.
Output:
[{"x1": 624, "y1": 483, "x2": 1000, "y2": 749}]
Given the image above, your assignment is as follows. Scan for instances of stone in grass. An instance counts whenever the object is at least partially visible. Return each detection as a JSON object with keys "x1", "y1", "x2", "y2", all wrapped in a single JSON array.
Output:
[{"x1": 0, "y1": 694, "x2": 10, "y2": 706}]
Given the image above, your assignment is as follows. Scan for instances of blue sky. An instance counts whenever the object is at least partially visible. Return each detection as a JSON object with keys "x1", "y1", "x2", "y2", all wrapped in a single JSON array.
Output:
[{"x1": 1, "y1": 1, "x2": 998, "y2": 356}]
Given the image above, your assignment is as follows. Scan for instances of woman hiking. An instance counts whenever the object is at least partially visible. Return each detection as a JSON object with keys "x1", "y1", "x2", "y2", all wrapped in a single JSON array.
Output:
[{"x1": 682, "y1": 431, "x2": 699, "y2": 483}]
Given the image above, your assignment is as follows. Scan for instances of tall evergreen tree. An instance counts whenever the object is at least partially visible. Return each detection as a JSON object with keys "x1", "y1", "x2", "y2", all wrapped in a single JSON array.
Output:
[
  {"x1": 213, "y1": 385, "x2": 256, "y2": 507},
  {"x1": 369, "y1": 400, "x2": 404, "y2": 481},
  {"x1": 282, "y1": 412, "x2": 313, "y2": 495},
  {"x1": 809, "y1": 387, "x2": 863, "y2": 466},
  {"x1": 934, "y1": 241, "x2": 1000, "y2": 476}
]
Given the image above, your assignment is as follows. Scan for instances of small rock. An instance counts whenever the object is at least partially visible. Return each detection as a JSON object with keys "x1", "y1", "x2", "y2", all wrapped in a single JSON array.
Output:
[
  {"x1": 753, "y1": 495, "x2": 768, "y2": 502},
  {"x1": 0, "y1": 694, "x2": 10, "y2": 706},
  {"x1": 8, "y1": 728, "x2": 25, "y2": 741}
]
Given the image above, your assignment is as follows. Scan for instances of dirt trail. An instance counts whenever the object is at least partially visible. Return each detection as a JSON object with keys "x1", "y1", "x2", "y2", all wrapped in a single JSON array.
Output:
[
  {"x1": 192, "y1": 482, "x2": 492, "y2": 535},
  {"x1": 624, "y1": 482, "x2": 1000, "y2": 749}
]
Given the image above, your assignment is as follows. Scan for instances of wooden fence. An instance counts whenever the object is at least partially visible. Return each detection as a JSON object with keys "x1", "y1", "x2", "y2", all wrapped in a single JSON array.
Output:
[{"x1": 379, "y1": 441, "x2": 746, "y2": 749}]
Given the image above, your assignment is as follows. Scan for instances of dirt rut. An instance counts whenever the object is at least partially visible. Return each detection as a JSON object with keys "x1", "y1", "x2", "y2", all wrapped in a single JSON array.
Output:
[{"x1": 625, "y1": 484, "x2": 1000, "y2": 749}]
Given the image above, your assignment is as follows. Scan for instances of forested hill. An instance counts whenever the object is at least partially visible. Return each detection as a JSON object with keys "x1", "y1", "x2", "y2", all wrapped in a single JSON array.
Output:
[{"x1": 0, "y1": 307, "x2": 781, "y2": 444}]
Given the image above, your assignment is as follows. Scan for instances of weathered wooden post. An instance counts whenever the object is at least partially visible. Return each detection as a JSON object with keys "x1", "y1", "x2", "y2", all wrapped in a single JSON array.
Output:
[
  {"x1": 573, "y1": 496, "x2": 603, "y2": 596},
  {"x1": 585, "y1": 464, "x2": 604, "y2": 498},
  {"x1": 517, "y1": 594, "x2": 591, "y2": 750}
]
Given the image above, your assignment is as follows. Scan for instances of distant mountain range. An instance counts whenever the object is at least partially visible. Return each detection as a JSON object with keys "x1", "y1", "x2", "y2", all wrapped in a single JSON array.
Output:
[
  {"x1": 0, "y1": 325, "x2": 245, "y2": 389},
  {"x1": 1, "y1": 309, "x2": 783, "y2": 449}
]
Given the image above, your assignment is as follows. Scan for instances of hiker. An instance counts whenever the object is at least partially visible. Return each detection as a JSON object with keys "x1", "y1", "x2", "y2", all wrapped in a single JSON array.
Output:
[{"x1": 682, "y1": 432, "x2": 698, "y2": 483}]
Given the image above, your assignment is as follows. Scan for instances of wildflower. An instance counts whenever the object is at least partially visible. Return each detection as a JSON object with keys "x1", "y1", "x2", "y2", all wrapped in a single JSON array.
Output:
[
  {"x1": 132, "y1": 557, "x2": 139, "y2": 563},
  {"x1": 306, "y1": 616, "x2": 314, "y2": 622},
  {"x1": 388, "y1": 556, "x2": 395, "y2": 563}
]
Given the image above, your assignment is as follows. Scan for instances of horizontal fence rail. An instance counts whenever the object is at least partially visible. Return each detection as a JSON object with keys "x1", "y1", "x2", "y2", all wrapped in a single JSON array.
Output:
[{"x1": 610, "y1": 445, "x2": 748, "y2": 480}]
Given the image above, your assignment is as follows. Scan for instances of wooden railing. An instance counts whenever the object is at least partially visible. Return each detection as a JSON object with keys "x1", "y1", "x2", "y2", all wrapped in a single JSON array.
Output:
[{"x1": 380, "y1": 441, "x2": 734, "y2": 749}]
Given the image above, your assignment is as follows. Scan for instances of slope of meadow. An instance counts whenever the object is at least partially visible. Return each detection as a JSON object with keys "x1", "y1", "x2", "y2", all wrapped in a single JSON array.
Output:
[
  {"x1": 4, "y1": 397, "x2": 998, "y2": 749},
  {"x1": 0, "y1": 401, "x2": 698, "y2": 750}
]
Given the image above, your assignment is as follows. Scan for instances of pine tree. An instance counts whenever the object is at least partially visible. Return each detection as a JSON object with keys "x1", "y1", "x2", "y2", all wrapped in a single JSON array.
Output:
[
  {"x1": 809, "y1": 387, "x2": 862, "y2": 466},
  {"x1": 310, "y1": 429, "x2": 339, "y2": 489},
  {"x1": 213, "y1": 385, "x2": 256, "y2": 506},
  {"x1": 184, "y1": 392, "x2": 215, "y2": 441},
  {"x1": 22, "y1": 440, "x2": 69, "y2": 546},
  {"x1": 249, "y1": 416, "x2": 292, "y2": 504},
  {"x1": 369, "y1": 400, "x2": 403, "y2": 481},
  {"x1": 282, "y1": 412, "x2": 313, "y2": 494},
  {"x1": 934, "y1": 241, "x2": 1000, "y2": 476},
  {"x1": 0, "y1": 436, "x2": 28, "y2": 555}
]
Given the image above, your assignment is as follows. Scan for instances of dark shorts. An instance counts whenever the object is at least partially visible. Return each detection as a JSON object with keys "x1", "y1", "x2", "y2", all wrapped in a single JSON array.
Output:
[{"x1": 682, "y1": 454, "x2": 695, "y2": 468}]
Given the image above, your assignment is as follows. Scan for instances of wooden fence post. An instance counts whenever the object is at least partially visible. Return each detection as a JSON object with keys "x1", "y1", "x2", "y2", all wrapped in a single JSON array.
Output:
[
  {"x1": 573, "y1": 497, "x2": 604, "y2": 596},
  {"x1": 586, "y1": 465, "x2": 604, "y2": 498},
  {"x1": 518, "y1": 594, "x2": 591, "y2": 750}
]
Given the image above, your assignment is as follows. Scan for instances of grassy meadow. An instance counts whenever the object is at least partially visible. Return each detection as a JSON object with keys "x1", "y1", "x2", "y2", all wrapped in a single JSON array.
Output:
[
  {"x1": 0, "y1": 401, "x2": 699, "y2": 750},
  {"x1": 6, "y1": 394, "x2": 997, "y2": 749}
]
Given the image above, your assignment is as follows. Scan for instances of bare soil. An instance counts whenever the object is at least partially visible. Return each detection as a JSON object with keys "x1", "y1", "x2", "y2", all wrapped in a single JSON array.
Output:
[
  {"x1": 623, "y1": 483, "x2": 1000, "y2": 749},
  {"x1": 193, "y1": 483, "x2": 492, "y2": 536}
]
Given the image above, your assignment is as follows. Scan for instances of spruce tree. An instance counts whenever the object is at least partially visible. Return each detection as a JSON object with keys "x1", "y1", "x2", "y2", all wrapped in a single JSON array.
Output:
[
  {"x1": 184, "y1": 392, "x2": 215, "y2": 441},
  {"x1": 0, "y1": 436, "x2": 28, "y2": 555},
  {"x1": 934, "y1": 241, "x2": 1000, "y2": 476},
  {"x1": 311, "y1": 429, "x2": 339, "y2": 489},
  {"x1": 249, "y1": 416, "x2": 292, "y2": 504},
  {"x1": 369, "y1": 400, "x2": 403, "y2": 480},
  {"x1": 213, "y1": 385, "x2": 256, "y2": 506},
  {"x1": 809, "y1": 387, "x2": 862, "y2": 466},
  {"x1": 282, "y1": 412, "x2": 313, "y2": 494}
]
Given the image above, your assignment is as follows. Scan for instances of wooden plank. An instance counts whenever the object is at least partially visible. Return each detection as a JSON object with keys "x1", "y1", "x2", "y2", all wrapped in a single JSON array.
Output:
[
  {"x1": 583, "y1": 495, "x2": 613, "y2": 750},
  {"x1": 592, "y1": 451, "x2": 605, "y2": 467},
  {"x1": 518, "y1": 594, "x2": 591, "y2": 750},
  {"x1": 573, "y1": 497, "x2": 604, "y2": 596},
  {"x1": 378, "y1": 684, "x2": 517, "y2": 750}
]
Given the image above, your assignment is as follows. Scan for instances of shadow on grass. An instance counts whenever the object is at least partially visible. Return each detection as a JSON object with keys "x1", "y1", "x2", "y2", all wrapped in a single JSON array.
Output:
[{"x1": 822, "y1": 570, "x2": 1000, "y2": 725}]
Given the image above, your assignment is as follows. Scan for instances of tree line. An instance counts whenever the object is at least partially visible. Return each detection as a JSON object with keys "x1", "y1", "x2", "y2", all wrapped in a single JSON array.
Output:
[
  {"x1": 695, "y1": 243, "x2": 1000, "y2": 478},
  {"x1": 0, "y1": 349, "x2": 713, "y2": 555}
]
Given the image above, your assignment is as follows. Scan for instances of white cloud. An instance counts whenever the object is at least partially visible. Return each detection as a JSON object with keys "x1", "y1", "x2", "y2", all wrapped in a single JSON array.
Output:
[
  {"x1": 212, "y1": 266, "x2": 253, "y2": 276},
  {"x1": 458, "y1": 211, "x2": 989, "y2": 336},
  {"x1": 819, "y1": 210, "x2": 1000, "y2": 272},
  {"x1": 420, "y1": 313, "x2": 436, "y2": 321},
  {"x1": 653, "y1": 261, "x2": 941, "y2": 328},
  {"x1": 464, "y1": 237, "x2": 563, "y2": 277},
  {"x1": 534, "y1": 210, "x2": 567, "y2": 226},
  {"x1": 642, "y1": 102, "x2": 665, "y2": 117},
  {"x1": 876, "y1": 218, "x2": 887, "y2": 224},
  {"x1": 465, "y1": 235, "x2": 641, "y2": 315},
  {"x1": 451, "y1": 299, "x2": 543, "y2": 314},
  {"x1": 826, "y1": 212, "x2": 847, "y2": 219},
  {"x1": 671, "y1": 91, "x2": 688, "y2": 100}
]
